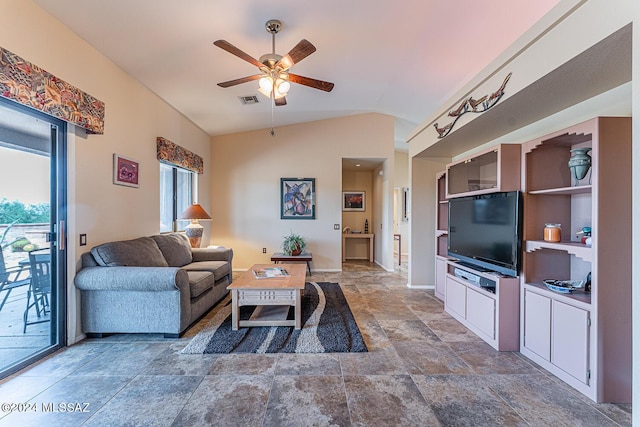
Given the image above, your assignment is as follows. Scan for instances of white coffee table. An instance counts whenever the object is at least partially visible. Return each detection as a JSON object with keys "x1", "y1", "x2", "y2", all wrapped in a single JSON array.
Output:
[{"x1": 227, "y1": 263, "x2": 306, "y2": 331}]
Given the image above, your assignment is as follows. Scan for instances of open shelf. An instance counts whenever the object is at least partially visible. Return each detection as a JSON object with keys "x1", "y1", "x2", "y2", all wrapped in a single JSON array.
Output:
[
  {"x1": 525, "y1": 240, "x2": 592, "y2": 262},
  {"x1": 528, "y1": 185, "x2": 592, "y2": 195},
  {"x1": 524, "y1": 282, "x2": 591, "y2": 307}
]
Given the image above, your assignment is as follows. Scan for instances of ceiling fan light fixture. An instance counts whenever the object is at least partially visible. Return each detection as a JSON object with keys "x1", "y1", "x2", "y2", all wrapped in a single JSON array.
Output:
[
  {"x1": 258, "y1": 85, "x2": 272, "y2": 98},
  {"x1": 275, "y1": 79, "x2": 290, "y2": 95},
  {"x1": 259, "y1": 76, "x2": 273, "y2": 92}
]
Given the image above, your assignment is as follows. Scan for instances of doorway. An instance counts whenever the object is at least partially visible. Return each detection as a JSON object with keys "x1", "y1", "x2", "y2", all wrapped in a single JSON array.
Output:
[{"x1": 0, "y1": 98, "x2": 67, "y2": 379}]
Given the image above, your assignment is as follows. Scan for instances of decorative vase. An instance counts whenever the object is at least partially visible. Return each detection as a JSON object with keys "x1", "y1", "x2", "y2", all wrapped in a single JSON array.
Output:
[{"x1": 568, "y1": 147, "x2": 592, "y2": 186}]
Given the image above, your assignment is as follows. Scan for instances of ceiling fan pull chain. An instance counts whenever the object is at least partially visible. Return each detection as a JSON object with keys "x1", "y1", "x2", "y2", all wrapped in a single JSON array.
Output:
[{"x1": 270, "y1": 92, "x2": 276, "y2": 137}]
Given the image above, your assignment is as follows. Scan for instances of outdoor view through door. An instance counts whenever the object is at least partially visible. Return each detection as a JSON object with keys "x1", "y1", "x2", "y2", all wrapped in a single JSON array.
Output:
[{"x1": 0, "y1": 99, "x2": 66, "y2": 379}]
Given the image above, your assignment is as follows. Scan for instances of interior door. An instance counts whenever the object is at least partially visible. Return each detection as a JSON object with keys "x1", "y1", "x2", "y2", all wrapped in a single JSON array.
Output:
[{"x1": 0, "y1": 98, "x2": 66, "y2": 379}]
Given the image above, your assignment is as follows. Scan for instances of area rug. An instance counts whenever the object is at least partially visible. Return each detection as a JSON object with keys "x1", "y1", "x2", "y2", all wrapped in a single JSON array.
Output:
[{"x1": 181, "y1": 282, "x2": 368, "y2": 354}]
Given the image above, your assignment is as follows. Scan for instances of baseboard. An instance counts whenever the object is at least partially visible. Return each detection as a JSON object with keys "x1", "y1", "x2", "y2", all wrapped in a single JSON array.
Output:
[
  {"x1": 68, "y1": 333, "x2": 86, "y2": 345},
  {"x1": 407, "y1": 284, "x2": 435, "y2": 290},
  {"x1": 374, "y1": 260, "x2": 394, "y2": 272}
]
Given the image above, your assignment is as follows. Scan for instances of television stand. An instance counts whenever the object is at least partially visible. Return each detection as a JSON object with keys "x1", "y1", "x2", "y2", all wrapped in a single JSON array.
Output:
[{"x1": 444, "y1": 261, "x2": 519, "y2": 351}]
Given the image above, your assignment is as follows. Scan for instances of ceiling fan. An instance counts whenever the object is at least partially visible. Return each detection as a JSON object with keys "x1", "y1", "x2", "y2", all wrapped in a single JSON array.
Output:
[{"x1": 214, "y1": 19, "x2": 334, "y2": 106}]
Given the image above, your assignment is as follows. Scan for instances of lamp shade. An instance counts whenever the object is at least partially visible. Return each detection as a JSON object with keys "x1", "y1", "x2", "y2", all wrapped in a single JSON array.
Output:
[{"x1": 180, "y1": 203, "x2": 211, "y2": 220}]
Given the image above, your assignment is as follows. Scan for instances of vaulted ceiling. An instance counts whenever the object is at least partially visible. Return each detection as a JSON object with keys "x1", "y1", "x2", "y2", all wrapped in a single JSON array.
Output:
[{"x1": 33, "y1": 0, "x2": 560, "y2": 149}]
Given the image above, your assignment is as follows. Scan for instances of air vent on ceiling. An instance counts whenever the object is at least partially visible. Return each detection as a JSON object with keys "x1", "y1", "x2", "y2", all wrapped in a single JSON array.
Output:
[{"x1": 238, "y1": 95, "x2": 260, "y2": 105}]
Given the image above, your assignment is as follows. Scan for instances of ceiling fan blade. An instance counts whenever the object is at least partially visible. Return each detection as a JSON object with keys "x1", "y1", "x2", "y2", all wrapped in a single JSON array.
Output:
[
  {"x1": 275, "y1": 96, "x2": 287, "y2": 106},
  {"x1": 288, "y1": 73, "x2": 335, "y2": 92},
  {"x1": 213, "y1": 40, "x2": 264, "y2": 69},
  {"x1": 277, "y1": 39, "x2": 316, "y2": 69},
  {"x1": 217, "y1": 75, "x2": 262, "y2": 88}
]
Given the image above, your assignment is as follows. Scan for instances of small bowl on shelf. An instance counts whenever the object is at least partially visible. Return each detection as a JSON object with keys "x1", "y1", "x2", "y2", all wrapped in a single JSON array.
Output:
[{"x1": 543, "y1": 279, "x2": 586, "y2": 294}]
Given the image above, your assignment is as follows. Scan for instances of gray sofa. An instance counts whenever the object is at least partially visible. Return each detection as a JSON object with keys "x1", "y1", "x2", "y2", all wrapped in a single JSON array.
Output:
[{"x1": 74, "y1": 233, "x2": 232, "y2": 337}]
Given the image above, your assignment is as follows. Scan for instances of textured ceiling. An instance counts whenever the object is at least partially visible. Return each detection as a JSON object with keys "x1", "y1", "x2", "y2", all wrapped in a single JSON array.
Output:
[{"x1": 33, "y1": 0, "x2": 560, "y2": 149}]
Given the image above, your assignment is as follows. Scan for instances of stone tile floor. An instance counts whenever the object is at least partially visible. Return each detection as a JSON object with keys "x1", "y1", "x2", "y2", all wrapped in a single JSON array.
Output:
[{"x1": 0, "y1": 259, "x2": 632, "y2": 426}]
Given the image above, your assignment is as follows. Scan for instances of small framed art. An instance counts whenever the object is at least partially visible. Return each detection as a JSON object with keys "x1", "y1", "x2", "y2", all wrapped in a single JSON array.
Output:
[
  {"x1": 113, "y1": 154, "x2": 139, "y2": 188},
  {"x1": 342, "y1": 191, "x2": 365, "y2": 211},
  {"x1": 281, "y1": 178, "x2": 316, "y2": 220}
]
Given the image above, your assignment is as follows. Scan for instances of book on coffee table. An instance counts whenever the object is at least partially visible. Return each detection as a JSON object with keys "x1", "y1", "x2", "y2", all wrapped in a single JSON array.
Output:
[{"x1": 252, "y1": 267, "x2": 289, "y2": 279}]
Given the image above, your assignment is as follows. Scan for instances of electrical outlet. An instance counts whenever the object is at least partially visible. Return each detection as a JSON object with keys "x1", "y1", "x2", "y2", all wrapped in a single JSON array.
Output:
[
  {"x1": 79, "y1": 234, "x2": 87, "y2": 246},
  {"x1": 334, "y1": 224, "x2": 340, "y2": 230},
  {"x1": 262, "y1": 247, "x2": 267, "y2": 254}
]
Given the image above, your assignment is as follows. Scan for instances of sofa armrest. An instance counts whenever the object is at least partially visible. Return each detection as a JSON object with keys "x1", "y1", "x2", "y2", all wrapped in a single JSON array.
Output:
[
  {"x1": 191, "y1": 247, "x2": 233, "y2": 263},
  {"x1": 74, "y1": 266, "x2": 188, "y2": 292}
]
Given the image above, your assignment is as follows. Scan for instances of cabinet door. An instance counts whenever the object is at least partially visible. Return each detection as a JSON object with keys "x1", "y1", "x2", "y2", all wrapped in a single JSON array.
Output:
[
  {"x1": 466, "y1": 287, "x2": 495, "y2": 340},
  {"x1": 445, "y1": 277, "x2": 466, "y2": 319},
  {"x1": 552, "y1": 301, "x2": 590, "y2": 384},
  {"x1": 435, "y1": 258, "x2": 447, "y2": 301},
  {"x1": 523, "y1": 290, "x2": 551, "y2": 361}
]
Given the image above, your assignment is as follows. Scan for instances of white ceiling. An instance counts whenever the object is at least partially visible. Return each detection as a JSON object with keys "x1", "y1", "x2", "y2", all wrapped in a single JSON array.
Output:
[{"x1": 33, "y1": 0, "x2": 560, "y2": 150}]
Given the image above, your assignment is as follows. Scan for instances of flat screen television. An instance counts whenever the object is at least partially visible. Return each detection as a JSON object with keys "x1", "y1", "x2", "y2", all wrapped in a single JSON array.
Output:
[{"x1": 448, "y1": 191, "x2": 522, "y2": 277}]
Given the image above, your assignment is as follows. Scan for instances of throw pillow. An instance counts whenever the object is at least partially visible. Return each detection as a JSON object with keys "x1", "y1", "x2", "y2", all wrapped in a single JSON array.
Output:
[
  {"x1": 91, "y1": 237, "x2": 169, "y2": 267},
  {"x1": 151, "y1": 233, "x2": 193, "y2": 267}
]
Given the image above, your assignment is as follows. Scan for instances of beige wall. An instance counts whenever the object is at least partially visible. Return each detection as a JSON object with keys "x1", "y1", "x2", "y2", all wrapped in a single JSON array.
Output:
[
  {"x1": 210, "y1": 113, "x2": 395, "y2": 271},
  {"x1": 2, "y1": 0, "x2": 212, "y2": 343}
]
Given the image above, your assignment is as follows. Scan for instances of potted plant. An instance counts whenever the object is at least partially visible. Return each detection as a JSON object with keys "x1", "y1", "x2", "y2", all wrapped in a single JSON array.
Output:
[{"x1": 281, "y1": 231, "x2": 306, "y2": 256}]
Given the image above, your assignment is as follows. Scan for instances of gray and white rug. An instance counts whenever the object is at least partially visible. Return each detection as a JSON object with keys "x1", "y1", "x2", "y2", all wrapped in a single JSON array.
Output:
[{"x1": 181, "y1": 282, "x2": 368, "y2": 354}]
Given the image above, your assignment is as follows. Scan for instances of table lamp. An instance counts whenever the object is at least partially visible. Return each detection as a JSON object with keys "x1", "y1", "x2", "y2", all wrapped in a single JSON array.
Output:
[{"x1": 180, "y1": 203, "x2": 212, "y2": 248}]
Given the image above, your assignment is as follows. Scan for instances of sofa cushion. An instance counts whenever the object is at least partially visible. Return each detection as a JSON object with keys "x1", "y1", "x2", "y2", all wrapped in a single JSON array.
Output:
[
  {"x1": 187, "y1": 271, "x2": 215, "y2": 299},
  {"x1": 90, "y1": 237, "x2": 169, "y2": 267},
  {"x1": 151, "y1": 233, "x2": 193, "y2": 267},
  {"x1": 182, "y1": 260, "x2": 231, "y2": 282}
]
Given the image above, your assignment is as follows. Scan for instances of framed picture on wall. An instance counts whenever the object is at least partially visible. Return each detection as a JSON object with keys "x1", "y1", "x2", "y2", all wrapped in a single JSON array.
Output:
[
  {"x1": 113, "y1": 153, "x2": 139, "y2": 188},
  {"x1": 281, "y1": 178, "x2": 316, "y2": 219},
  {"x1": 343, "y1": 191, "x2": 365, "y2": 211}
]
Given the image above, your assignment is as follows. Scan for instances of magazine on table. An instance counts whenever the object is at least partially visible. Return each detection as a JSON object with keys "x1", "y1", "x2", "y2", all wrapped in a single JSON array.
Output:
[{"x1": 253, "y1": 267, "x2": 290, "y2": 279}]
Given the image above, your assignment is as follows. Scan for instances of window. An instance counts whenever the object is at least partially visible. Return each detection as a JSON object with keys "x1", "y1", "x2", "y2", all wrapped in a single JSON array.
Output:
[{"x1": 160, "y1": 163, "x2": 194, "y2": 232}]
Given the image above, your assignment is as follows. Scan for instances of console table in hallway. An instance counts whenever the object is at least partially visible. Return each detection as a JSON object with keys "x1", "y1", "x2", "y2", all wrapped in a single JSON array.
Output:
[
  {"x1": 270, "y1": 252, "x2": 312, "y2": 275},
  {"x1": 342, "y1": 233, "x2": 374, "y2": 262}
]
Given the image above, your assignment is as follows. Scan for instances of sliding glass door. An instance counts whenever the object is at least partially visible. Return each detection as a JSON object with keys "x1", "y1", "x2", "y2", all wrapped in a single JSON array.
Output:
[{"x1": 0, "y1": 98, "x2": 66, "y2": 379}]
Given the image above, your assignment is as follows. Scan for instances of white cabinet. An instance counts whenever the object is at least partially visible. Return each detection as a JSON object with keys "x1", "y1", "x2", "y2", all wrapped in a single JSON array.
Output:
[
  {"x1": 444, "y1": 263, "x2": 519, "y2": 351},
  {"x1": 466, "y1": 287, "x2": 495, "y2": 341},
  {"x1": 523, "y1": 290, "x2": 551, "y2": 360},
  {"x1": 444, "y1": 276, "x2": 466, "y2": 319},
  {"x1": 523, "y1": 287, "x2": 590, "y2": 389},
  {"x1": 552, "y1": 300, "x2": 590, "y2": 384}
]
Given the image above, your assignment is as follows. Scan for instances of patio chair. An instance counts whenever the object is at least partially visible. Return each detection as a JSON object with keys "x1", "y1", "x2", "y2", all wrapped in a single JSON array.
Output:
[
  {"x1": 0, "y1": 248, "x2": 31, "y2": 312},
  {"x1": 23, "y1": 250, "x2": 51, "y2": 333}
]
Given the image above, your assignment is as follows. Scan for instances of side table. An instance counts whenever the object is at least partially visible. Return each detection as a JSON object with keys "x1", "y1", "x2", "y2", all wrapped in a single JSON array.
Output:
[{"x1": 270, "y1": 252, "x2": 312, "y2": 275}]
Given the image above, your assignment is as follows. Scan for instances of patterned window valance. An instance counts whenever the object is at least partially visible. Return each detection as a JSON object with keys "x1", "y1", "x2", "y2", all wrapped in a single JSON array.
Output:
[
  {"x1": 0, "y1": 47, "x2": 105, "y2": 134},
  {"x1": 156, "y1": 137, "x2": 204, "y2": 174}
]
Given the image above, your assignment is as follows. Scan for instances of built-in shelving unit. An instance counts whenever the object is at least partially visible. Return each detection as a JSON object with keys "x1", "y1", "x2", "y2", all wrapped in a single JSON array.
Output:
[
  {"x1": 434, "y1": 172, "x2": 448, "y2": 301},
  {"x1": 437, "y1": 146, "x2": 521, "y2": 347},
  {"x1": 520, "y1": 117, "x2": 631, "y2": 403}
]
